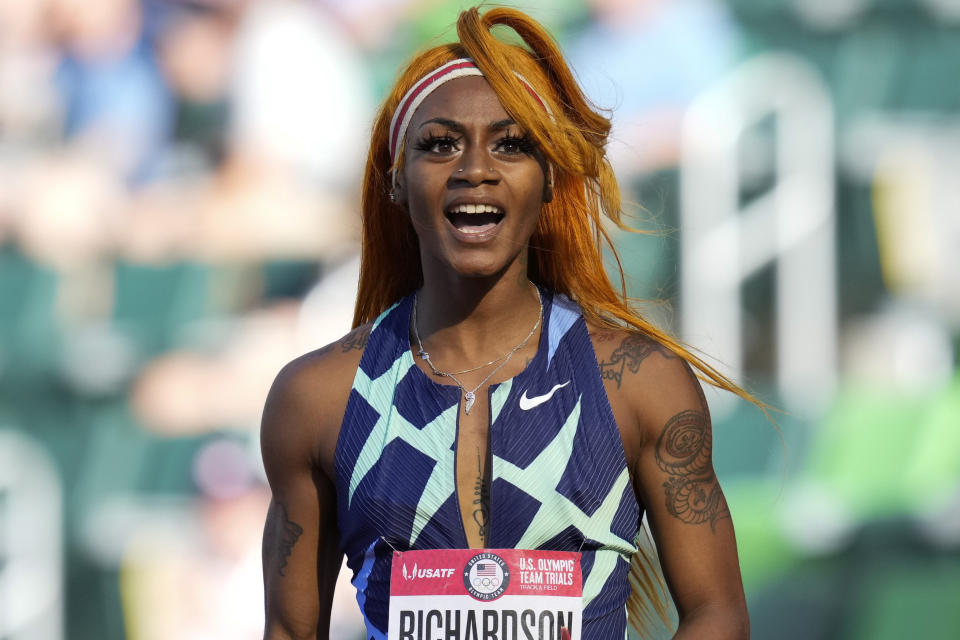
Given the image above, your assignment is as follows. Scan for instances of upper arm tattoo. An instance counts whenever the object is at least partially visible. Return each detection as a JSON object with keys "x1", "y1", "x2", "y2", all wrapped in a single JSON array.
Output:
[
  {"x1": 265, "y1": 500, "x2": 304, "y2": 577},
  {"x1": 595, "y1": 332, "x2": 727, "y2": 529},
  {"x1": 654, "y1": 410, "x2": 730, "y2": 531},
  {"x1": 597, "y1": 334, "x2": 677, "y2": 389}
]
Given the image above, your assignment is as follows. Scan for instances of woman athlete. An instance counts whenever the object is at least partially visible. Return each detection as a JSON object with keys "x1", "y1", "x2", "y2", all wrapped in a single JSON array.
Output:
[{"x1": 261, "y1": 7, "x2": 751, "y2": 639}]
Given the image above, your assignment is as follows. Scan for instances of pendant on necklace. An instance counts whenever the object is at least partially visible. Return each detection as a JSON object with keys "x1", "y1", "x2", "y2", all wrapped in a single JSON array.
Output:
[{"x1": 463, "y1": 391, "x2": 476, "y2": 415}]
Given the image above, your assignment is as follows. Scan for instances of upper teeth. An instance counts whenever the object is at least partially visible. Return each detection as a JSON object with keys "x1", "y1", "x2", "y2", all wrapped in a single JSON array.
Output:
[{"x1": 448, "y1": 204, "x2": 502, "y2": 214}]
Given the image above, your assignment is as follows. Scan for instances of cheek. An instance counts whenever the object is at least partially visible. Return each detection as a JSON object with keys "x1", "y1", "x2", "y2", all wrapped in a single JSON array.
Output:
[
  {"x1": 406, "y1": 195, "x2": 440, "y2": 232},
  {"x1": 516, "y1": 172, "x2": 547, "y2": 220},
  {"x1": 403, "y1": 184, "x2": 448, "y2": 244},
  {"x1": 402, "y1": 168, "x2": 444, "y2": 213}
]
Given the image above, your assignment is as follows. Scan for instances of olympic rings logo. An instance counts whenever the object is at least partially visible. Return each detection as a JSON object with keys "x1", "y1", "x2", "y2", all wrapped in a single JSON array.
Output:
[{"x1": 472, "y1": 577, "x2": 501, "y2": 588}]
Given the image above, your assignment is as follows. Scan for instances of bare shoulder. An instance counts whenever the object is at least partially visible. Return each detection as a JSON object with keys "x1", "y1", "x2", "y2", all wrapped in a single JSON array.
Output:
[
  {"x1": 587, "y1": 323, "x2": 708, "y2": 452},
  {"x1": 261, "y1": 323, "x2": 373, "y2": 476},
  {"x1": 268, "y1": 322, "x2": 373, "y2": 412},
  {"x1": 588, "y1": 325, "x2": 683, "y2": 388}
]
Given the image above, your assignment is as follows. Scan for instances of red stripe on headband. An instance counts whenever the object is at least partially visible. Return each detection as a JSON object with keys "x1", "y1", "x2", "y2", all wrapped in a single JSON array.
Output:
[
  {"x1": 389, "y1": 60, "x2": 478, "y2": 160},
  {"x1": 521, "y1": 82, "x2": 547, "y2": 112}
]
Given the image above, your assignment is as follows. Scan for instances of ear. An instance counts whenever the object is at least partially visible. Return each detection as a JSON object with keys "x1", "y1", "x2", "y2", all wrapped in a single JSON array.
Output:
[
  {"x1": 390, "y1": 170, "x2": 408, "y2": 207},
  {"x1": 542, "y1": 165, "x2": 554, "y2": 204}
]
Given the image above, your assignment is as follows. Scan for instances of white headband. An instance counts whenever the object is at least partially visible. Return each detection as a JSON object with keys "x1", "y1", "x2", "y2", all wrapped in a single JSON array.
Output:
[{"x1": 388, "y1": 58, "x2": 553, "y2": 188}]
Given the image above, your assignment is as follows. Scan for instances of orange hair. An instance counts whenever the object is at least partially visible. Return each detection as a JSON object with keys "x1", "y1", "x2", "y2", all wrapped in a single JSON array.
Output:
[{"x1": 354, "y1": 6, "x2": 763, "y2": 635}]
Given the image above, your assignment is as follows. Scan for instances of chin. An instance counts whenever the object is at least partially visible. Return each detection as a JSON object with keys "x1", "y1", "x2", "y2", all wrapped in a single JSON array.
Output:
[
  {"x1": 445, "y1": 253, "x2": 511, "y2": 280},
  {"x1": 450, "y1": 263, "x2": 503, "y2": 280}
]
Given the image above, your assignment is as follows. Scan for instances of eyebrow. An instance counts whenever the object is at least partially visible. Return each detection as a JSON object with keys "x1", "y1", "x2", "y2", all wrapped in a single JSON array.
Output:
[{"x1": 418, "y1": 117, "x2": 517, "y2": 132}]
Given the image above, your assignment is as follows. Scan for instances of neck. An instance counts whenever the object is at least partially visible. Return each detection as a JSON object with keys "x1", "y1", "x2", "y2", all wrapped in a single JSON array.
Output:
[{"x1": 414, "y1": 268, "x2": 541, "y2": 365}]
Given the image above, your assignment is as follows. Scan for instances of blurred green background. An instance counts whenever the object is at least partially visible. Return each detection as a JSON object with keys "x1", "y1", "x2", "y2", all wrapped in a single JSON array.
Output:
[{"x1": 1, "y1": 0, "x2": 958, "y2": 638}]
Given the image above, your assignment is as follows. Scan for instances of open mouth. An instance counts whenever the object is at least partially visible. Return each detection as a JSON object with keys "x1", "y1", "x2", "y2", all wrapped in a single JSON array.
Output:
[{"x1": 445, "y1": 203, "x2": 505, "y2": 234}]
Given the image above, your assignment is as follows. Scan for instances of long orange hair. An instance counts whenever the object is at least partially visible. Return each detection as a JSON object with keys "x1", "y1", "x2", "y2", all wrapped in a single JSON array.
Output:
[{"x1": 354, "y1": 6, "x2": 759, "y2": 635}]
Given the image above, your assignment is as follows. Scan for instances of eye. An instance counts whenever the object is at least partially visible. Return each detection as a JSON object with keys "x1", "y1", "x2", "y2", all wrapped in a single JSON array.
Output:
[
  {"x1": 494, "y1": 133, "x2": 537, "y2": 156},
  {"x1": 413, "y1": 133, "x2": 461, "y2": 155}
]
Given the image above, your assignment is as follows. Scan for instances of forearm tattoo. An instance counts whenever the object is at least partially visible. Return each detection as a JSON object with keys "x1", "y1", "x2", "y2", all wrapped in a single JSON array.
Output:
[
  {"x1": 471, "y1": 448, "x2": 490, "y2": 542},
  {"x1": 265, "y1": 500, "x2": 303, "y2": 577},
  {"x1": 654, "y1": 410, "x2": 730, "y2": 531},
  {"x1": 597, "y1": 334, "x2": 677, "y2": 389}
]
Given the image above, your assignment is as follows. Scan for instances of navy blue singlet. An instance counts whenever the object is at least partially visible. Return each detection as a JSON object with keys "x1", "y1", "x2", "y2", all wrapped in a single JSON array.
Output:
[{"x1": 334, "y1": 290, "x2": 642, "y2": 639}]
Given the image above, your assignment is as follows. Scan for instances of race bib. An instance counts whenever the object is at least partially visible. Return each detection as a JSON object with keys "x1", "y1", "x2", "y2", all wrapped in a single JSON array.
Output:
[{"x1": 388, "y1": 548, "x2": 582, "y2": 640}]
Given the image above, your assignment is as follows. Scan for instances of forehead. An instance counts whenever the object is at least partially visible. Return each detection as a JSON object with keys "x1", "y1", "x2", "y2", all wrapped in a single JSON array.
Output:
[{"x1": 407, "y1": 76, "x2": 510, "y2": 129}]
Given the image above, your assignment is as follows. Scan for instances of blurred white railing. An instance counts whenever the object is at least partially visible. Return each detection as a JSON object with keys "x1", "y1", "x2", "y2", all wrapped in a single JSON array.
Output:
[
  {"x1": 680, "y1": 53, "x2": 837, "y2": 415},
  {"x1": 0, "y1": 430, "x2": 63, "y2": 640}
]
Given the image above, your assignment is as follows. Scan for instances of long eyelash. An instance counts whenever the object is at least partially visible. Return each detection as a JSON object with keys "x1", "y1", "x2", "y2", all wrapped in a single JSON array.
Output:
[
  {"x1": 500, "y1": 133, "x2": 538, "y2": 153},
  {"x1": 412, "y1": 133, "x2": 460, "y2": 151}
]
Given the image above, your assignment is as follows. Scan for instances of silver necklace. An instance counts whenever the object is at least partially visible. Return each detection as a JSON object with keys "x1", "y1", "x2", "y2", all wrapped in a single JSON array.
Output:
[
  {"x1": 425, "y1": 346, "x2": 513, "y2": 377},
  {"x1": 413, "y1": 287, "x2": 543, "y2": 415}
]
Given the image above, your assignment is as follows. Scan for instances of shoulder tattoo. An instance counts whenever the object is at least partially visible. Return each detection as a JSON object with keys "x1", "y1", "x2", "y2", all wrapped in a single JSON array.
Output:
[
  {"x1": 654, "y1": 409, "x2": 730, "y2": 531},
  {"x1": 265, "y1": 500, "x2": 304, "y2": 577},
  {"x1": 597, "y1": 333, "x2": 677, "y2": 389},
  {"x1": 312, "y1": 325, "x2": 371, "y2": 358},
  {"x1": 339, "y1": 325, "x2": 371, "y2": 352}
]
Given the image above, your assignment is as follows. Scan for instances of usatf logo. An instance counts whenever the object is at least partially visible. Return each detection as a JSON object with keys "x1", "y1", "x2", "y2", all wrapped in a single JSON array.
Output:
[
  {"x1": 463, "y1": 552, "x2": 509, "y2": 601},
  {"x1": 402, "y1": 563, "x2": 455, "y2": 580}
]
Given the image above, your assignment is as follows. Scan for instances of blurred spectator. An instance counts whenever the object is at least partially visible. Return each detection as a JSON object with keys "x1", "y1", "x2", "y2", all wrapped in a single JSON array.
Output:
[
  {"x1": 566, "y1": 0, "x2": 742, "y2": 175},
  {"x1": 190, "y1": 152, "x2": 356, "y2": 262},
  {"x1": 131, "y1": 301, "x2": 303, "y2": 437},
  {"x1": 318, "y1": 0, "x2": 410, "y2": 52},
  {"x1": 119, "y1": 181, "x2": 197, "y2": 264},
  {"x1": 13, "y1": 151, "x2": 124, "y2": 272},
  {"x1": 229, "y1": 0, "x2": 374, "y2": 187},
  {"x1": 0, "y1": 0, "x2": 62, "y2": 146},
  {"x1": 156, "y1": 3, "x2": 238, "y2": 174},
  {"x1": 120, "y1": 485, "x2": 270, "y2": 640},
  {"x1": 50, "y1": 0, "x2": 174, "y2": 182}
]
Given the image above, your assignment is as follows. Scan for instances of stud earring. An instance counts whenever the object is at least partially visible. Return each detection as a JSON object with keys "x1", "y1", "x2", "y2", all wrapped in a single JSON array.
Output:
[{"x1": 389, "y1": 190, "x2": 398, "y2": 203}]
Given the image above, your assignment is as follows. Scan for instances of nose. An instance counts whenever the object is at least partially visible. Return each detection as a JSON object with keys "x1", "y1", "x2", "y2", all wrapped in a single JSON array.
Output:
[{"x1": 452, "y1": 146, "x2": 498, "y2": 186}]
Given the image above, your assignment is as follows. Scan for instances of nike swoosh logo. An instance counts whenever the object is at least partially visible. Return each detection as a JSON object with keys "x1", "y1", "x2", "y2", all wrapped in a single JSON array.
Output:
[{"x1": 519, "y1": 381, "x2": 571, "y2": 410}]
